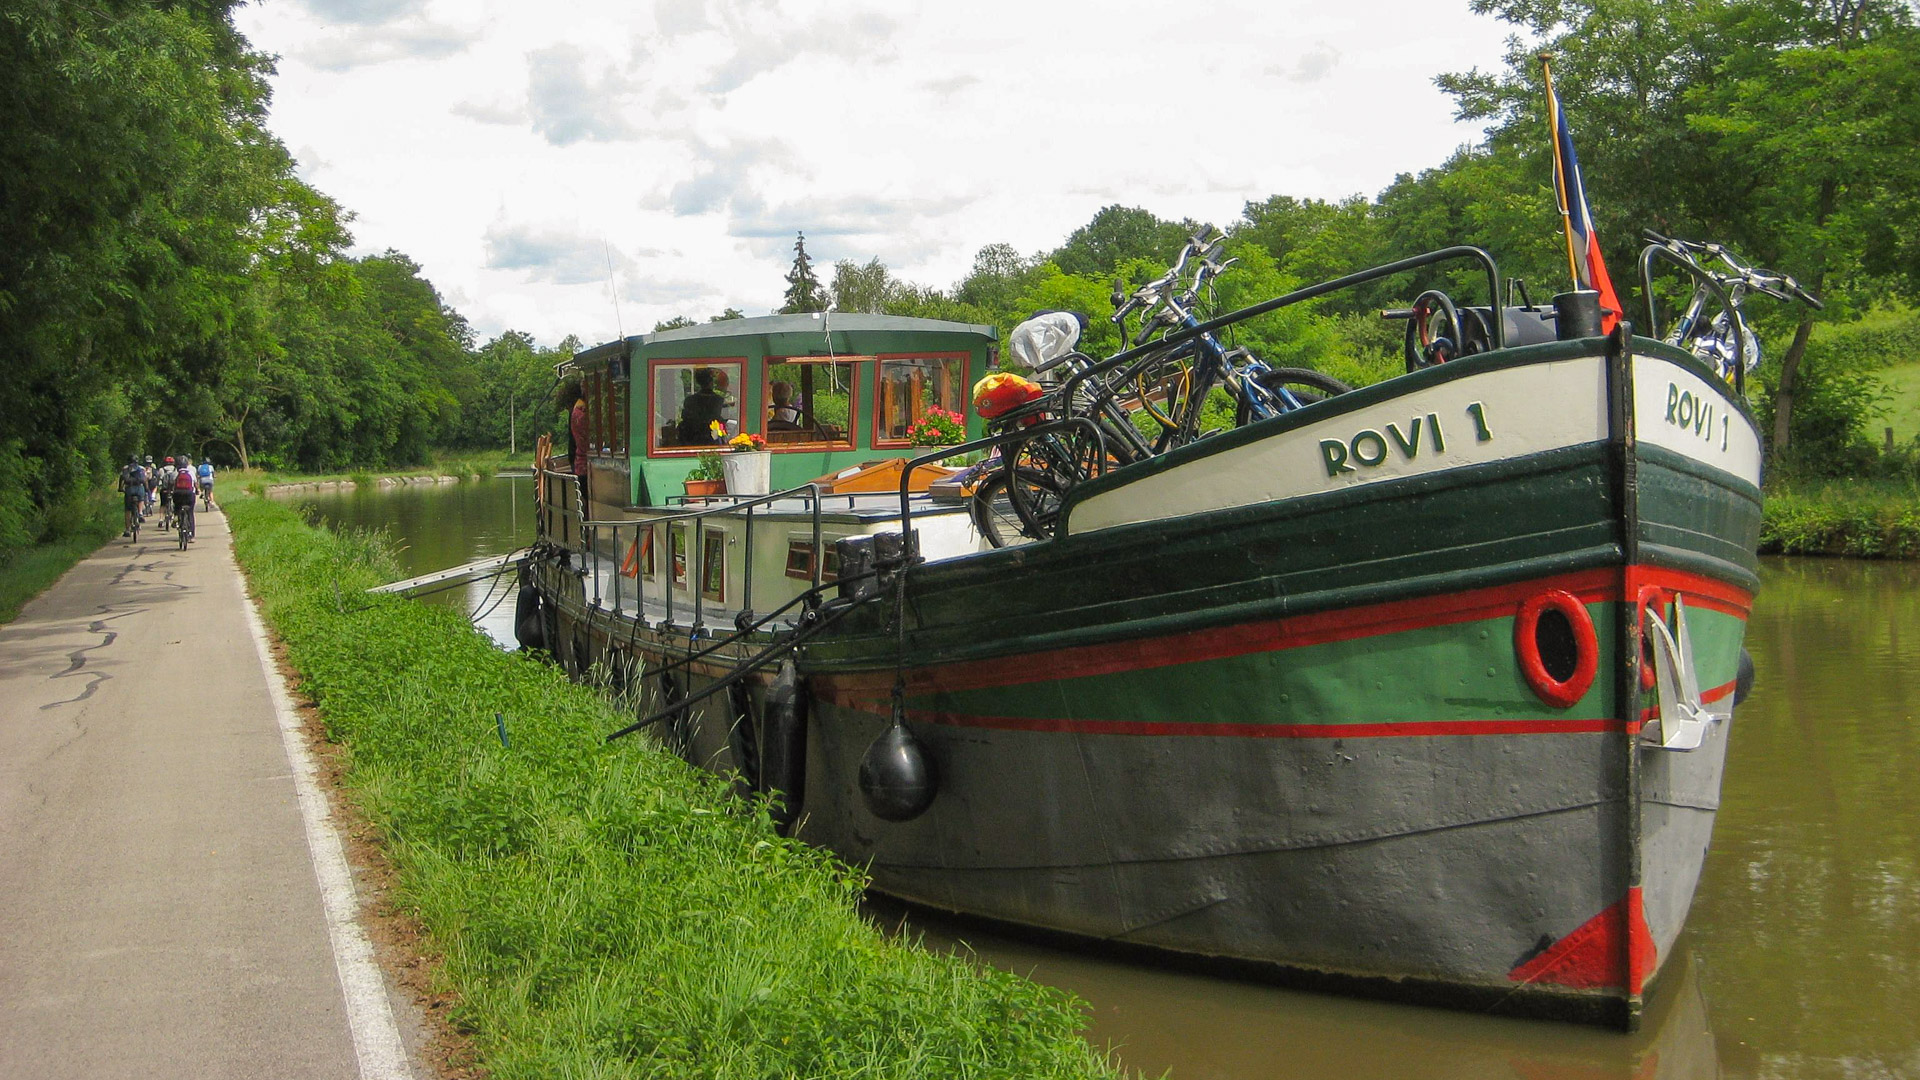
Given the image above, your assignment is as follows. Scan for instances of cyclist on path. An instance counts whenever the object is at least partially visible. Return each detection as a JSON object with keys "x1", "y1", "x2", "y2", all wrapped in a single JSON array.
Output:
[
  {"x1": 197, "y1": 458, "x2": 216, "y2": 509},
  {"x1": 118, "y1": 456, "x2": 148, "y2": 538},
  {"x1": 171, "y1": 459, "x2": 198, "y2": 543}
]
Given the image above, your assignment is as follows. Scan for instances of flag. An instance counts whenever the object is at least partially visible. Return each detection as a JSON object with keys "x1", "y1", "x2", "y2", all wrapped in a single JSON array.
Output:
[{"x1": 1544, "y1": 59, "x2": 1622, "y2": 332}]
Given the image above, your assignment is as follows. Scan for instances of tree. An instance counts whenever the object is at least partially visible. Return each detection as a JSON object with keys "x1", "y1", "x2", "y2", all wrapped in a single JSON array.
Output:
[
  {"x1": 830, "y1": 258, "x2": 898, "y2": 314},
  {"x1": 653, "y1": 316, "x2": 697, "y2": 331},
  {"x1": 708, "y1": 307, "x2": 745, "y2": 321},
  {"x1": 779, "y1": 232, "x2": 827, "y2": 313},
  {"x1": 1050, "y1": 206, "x2": 1204, "y2": 281},
  {"x1": 1438, "y1": 0, "x2": 1920, "y2": 457}
]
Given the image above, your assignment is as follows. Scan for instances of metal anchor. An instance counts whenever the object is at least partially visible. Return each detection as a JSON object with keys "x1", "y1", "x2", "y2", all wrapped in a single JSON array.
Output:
[{"x1": 1642, "y1": 596, "x2": 1728, "y2": 751}]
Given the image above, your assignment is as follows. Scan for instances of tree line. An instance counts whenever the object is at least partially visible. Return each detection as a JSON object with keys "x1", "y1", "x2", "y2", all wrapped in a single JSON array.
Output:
[{"x1": 4, "y1": 0, "x2": 1915, "y2": 555}]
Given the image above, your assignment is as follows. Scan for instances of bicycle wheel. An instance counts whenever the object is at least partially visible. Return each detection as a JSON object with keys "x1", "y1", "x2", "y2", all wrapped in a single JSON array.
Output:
[
  {"x1": 1004, "y1": 462, "x2": 1069, "y2": 540},
  {"x1": 971, "y1": 467, "x2": 1064, "y2": 548},
  {"x1": 1235, "y1": 367, "x2": 1354, "y2": 427},
  {"x1": 178, "y1": 514, "x2": 188, "y2": 550},
  {"x1": 130, "y1": 512, "x2": 139, "y2": 544}
]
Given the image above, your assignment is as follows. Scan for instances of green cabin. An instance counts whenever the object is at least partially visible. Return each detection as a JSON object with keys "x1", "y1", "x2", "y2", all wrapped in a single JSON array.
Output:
[{"x1": 565, "y1": 313, "x2": 998, "y2": 511}]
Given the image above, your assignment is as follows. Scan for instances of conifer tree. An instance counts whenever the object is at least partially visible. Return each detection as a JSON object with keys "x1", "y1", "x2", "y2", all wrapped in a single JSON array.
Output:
[{"x1": 779, "y1": 232, "x2": 826, "y2": 313}]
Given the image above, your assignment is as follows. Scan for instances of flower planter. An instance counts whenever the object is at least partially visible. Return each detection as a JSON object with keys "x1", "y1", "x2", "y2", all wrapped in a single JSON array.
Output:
[
  {"x1": 721, "y1": 451, "x2": 771, "y2": 496},
  {"x1": 683, "y1": 478, "x2": 724, "y2": 497}
]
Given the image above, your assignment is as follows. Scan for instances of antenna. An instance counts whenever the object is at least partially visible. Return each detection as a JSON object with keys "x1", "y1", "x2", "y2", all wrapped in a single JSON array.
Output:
[{"x1": 604, "y1": 241, "x2": 625, "y2": 337}]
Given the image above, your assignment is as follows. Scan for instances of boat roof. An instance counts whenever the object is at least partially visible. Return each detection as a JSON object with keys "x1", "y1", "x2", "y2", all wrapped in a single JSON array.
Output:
[{"x1": 564, "y1": 312, "x2": 997, "y2": 373}]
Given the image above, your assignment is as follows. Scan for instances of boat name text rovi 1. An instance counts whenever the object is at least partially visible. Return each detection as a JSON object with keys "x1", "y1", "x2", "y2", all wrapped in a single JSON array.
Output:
[
  {"x1": 1320, "y1": 402, "x2": 1495, "y2": 477},
  {"x1": 1665, "y1": 382, "x2": 1729, "y2": 452}
]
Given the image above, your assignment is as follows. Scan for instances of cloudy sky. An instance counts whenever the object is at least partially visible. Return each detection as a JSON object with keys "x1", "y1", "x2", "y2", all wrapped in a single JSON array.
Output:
[{"x1": 234, "y1": 0, "x2": 1516, "y2": 348}]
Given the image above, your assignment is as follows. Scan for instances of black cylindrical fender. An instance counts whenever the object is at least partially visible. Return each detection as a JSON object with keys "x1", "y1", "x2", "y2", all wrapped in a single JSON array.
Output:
[
  {"x1": 1734, "y1": 648, "x2": 1755, "y2": 707},
  {"x1": 513, "y1": 581, "x2": 545, "y2": 652},
  {"x1": 761, "y1": 659, "x2": 808, "y2": 831}
]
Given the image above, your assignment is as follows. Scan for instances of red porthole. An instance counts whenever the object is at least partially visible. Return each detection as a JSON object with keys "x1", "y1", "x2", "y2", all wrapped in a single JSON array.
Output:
[{"x1": 1515, "y1": 590, "x2": 1599, "y2": 709}]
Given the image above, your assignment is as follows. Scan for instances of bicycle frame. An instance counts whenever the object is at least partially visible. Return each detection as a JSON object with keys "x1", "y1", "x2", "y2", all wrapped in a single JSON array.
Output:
[{"x1": 1638, "y1": 244, "x2": 1746, "y2": 395}]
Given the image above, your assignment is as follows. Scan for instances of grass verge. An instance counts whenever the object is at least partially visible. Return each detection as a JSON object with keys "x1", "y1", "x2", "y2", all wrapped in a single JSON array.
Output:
[
  {"x1": 0, "y1": 490, "x2": 120, "y2": 624},
  {"x1": 225, "y1": 495, "x2": 1119, "y2": 1080},
  {"x1": 1762, "y1": 478, "x2": 1920, "y2": 557}
]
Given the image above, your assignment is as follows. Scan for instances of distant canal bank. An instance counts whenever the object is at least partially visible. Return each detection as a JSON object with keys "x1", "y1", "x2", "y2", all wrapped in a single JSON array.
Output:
[{"x1": 299, "y1": 476, "x2": 1920, "y2": 1080}]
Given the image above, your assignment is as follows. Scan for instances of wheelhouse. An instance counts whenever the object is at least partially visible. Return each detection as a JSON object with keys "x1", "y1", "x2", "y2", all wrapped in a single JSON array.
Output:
[{"x1": 565, "y1": 313, "x2": 997, "y2": 513}]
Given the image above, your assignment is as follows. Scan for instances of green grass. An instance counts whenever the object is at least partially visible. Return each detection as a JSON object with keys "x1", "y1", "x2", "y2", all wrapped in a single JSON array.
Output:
[
  {"x1": 1762, "y1": 476, "x2": 1920, "y2": 557},
  {"x1": 225, "y1": 496, "x2": 1120, "y2": 1080},
  {"x1": 0, "y1": 491, "x2": 120, "y2": 624},
  {"x1": 1876, "y1": 362, "x2": 1920, "y2": 446}
]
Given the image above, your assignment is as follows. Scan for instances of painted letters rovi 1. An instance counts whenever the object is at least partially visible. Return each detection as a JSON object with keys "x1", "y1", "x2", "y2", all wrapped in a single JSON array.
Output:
[{"x1": 1320, "y1": 403, "x2": 1495, "y2": 477}]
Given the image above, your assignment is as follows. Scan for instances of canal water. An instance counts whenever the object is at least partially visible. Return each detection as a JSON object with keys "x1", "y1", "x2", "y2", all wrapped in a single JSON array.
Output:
[{"x1": 284, "y1": 477, "x2": 1920, "y2": 1080}]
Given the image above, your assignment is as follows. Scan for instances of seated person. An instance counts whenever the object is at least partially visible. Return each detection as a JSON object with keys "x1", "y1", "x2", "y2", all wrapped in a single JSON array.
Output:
[
  {"x1": 767, "y1": 379, "x2": 803, "y2": 430},
  {"x1": 676, "y1": 367, "x2": 728, "y2": 444}
]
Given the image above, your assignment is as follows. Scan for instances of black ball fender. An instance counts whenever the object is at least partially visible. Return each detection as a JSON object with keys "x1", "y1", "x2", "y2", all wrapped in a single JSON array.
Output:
[
  {"x1": 1734, "y1": 648, "x2": 1755, "y2": 707},
  {"x1": 859, "y1": 717, "x2": 936, "y2": 822},
  {"x1": 512, "y1": 582, "x2": 545, "y2": 652}
]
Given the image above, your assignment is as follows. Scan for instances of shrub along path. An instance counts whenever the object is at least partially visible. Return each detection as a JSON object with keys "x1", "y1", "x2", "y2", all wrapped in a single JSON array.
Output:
[
  {"x1": 224, "y1": 496, "x2": 1120, "y2": 1080},
  {"x1": 0, "y1": 510, "x2": 393, "y2": 1079}
]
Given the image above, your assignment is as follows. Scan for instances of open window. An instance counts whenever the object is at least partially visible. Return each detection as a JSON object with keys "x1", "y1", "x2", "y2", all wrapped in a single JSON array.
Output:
[
  {"x1": 650, "y1": 359, "x2": 743, "y2": 454},
  {"x1": 875, "y1": 353, "x2": 968, "y2": 447},
  {"x1": 763, "y1": 358, "x2": 860, "y2": 449}
]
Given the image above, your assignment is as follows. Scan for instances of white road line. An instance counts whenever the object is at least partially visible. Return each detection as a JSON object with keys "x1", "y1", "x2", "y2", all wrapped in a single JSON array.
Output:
[{"x1": 238, "y1": 554, "x2": 413, "y2": 1080}]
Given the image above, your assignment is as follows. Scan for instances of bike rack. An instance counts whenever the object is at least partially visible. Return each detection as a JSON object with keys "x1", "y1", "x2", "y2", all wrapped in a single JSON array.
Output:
[
  {"x1": 1058, "y1": 245, "x2": 1504, "y2": 408},
  {"x1": 1638, "y1": 244, "x2": 1745, "y2": 396},
  {"x1": 894, "y1": 417, "x2": 1109, "y2": 541}
]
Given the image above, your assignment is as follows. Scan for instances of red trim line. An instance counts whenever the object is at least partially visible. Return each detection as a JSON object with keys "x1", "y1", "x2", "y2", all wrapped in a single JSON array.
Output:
[
  {"x1": 1639, "y1": 678, "x2": 1737, "y2": 722},
  {"x1": 827, "y1": 567, "x2": 1751, "y2": 698}
]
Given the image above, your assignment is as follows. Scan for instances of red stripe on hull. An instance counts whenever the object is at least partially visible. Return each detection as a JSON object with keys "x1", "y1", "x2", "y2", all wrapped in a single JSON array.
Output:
[{"x1": 827, "y1": 566, "x2": 1749, "y2": 698}]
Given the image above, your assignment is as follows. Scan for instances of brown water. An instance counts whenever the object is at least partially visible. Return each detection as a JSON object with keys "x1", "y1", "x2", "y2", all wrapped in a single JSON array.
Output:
[
  {"x1": 278, "y1": 476, "x2": 535, "y2": 647},
  {"x1": 285, "y1": 477, "x2": 1920, "y2": 1079}
]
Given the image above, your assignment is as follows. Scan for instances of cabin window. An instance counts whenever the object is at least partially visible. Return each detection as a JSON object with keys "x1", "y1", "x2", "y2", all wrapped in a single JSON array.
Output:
[
  {"x1": 669, "y1": 523, "x2": 687, "y2": 587},
  {"x1": 782, "y1": 539, "x2": 840, "y2": 582},
  {"x1": 650, "y1": 359, "x2": 744, "y2": 453},
  {"x1": 764, "y1": 358, "x2": 860, "y2": 449},
  {"x1": 700, "y1": 529, "x2": 727, "y2": 602},
  {"x1": 875, "y1": 354, "x2": 968, "y2": 447}
]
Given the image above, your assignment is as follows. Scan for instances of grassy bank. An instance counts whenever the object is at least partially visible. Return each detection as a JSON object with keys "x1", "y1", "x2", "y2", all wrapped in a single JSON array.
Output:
[
  {"x1": 236, "y1": 449, "x2": 535, "y2": 497},
  {"x1": 0, "y1": 491, "x2": 120, "y2": 624},
  {"x1": 225, "y1": 495, "x2": 1118, "y2": 1080},
  {"x1": 1762, "y1": 478, "x2": 1920, "y2": 557}
]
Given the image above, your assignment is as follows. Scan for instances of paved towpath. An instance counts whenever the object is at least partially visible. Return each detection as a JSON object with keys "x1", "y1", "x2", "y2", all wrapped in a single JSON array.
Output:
[{"x1": 0, "y1": 508, "x2": 416, "y2": 1078}]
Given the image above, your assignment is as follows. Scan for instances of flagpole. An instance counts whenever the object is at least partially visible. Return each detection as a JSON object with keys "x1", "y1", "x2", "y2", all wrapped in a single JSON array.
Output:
[{"x1": 1541, "y1": 54, "x2": 1583, "y2": 288}]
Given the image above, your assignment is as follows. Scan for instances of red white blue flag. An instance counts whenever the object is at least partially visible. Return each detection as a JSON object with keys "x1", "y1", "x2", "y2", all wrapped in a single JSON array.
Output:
[{"x1": 1543, "y1": 60, "x2": 1622, "y2": 332}]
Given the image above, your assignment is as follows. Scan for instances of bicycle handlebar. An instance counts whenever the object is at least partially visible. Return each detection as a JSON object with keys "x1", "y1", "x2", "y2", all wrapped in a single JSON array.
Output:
[{"x1": 1641, "y1": 229, "x2": 1822, "y2": 310}]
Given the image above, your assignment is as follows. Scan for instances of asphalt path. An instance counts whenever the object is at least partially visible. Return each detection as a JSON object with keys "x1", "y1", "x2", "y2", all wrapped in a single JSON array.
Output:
[{"x1": 0, "y1": 506, "x2": 415, "y2": 1078}]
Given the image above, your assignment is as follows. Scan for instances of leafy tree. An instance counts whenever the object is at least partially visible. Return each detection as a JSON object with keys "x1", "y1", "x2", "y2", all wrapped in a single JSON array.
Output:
[
  {"x1": 778, "y1": 232, "x2": 827, "y2": 313},
  {"x1": 830, "y1": 258, "x2": 899, "y2": 314},
  {"x1": 1050, "y1": 206, "x2": 1205, "y2": 281},
  {"x1": 708, "y1": 307, "x2": 745, "y2": 322},
  {"x1": 653, "y1": 316, "x2": 697, "y2": 331}
]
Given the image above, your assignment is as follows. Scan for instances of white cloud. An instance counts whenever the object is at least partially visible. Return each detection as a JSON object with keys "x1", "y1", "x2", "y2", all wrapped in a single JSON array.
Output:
[{"x1": 234, "y1": 0, "x2": 1519, "y2": 347}]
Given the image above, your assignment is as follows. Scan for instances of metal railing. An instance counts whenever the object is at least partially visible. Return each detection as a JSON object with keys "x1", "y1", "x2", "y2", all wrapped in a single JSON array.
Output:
[{"x1": 565, "y1": 480, "x2": 828, "y2": 635}]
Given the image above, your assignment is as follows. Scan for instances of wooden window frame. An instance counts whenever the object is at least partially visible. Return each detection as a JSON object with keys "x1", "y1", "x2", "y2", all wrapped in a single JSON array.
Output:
[
  {"x1": 761, "y1": 356, "x2": 866, "y2": 452},
  {"x1": 700, "y1": 528, "x2": 727, "y2": 603},
  {"x1": 872, "y1": 352, "x2": 971, "y2": 449},
  {"x1": 646, "y1": 357, "x2": 747, "y2": 457}
]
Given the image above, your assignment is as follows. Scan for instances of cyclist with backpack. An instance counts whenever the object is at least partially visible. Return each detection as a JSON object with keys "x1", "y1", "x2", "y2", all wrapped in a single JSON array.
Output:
[
  {"x1": 118, "y1": 456, "x2": 148, "y2": 539},
  {"x1": 157, "y1": 457, "x2": 179, "y2": 531},
  {"x1": 142, "y1": 455, "x2": 159, "y2": 515},
  {"x1": 171, "y1": 459, "x2": 198, "y2": 544}
]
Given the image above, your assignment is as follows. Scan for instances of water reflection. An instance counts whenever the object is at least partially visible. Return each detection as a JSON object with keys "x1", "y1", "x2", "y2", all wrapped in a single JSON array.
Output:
[
  {"x1": 871, "y1": 895, "x2": 1720, "y2": 1079},
  {"x1": 275, "y1": 475, "x2": 534, "y2": 647}
]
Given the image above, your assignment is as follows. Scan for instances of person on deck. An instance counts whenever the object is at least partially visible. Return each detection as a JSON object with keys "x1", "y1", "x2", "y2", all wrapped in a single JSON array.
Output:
[
  {"x1": 767, "y1": 380, "x2": 802, "y2": 430},
  {"x1": 676, "y1": 367, "x2": 727, "y2": 444},
  {"x1": 567, "y1": 378, "x2": 590, "y2": 505}
]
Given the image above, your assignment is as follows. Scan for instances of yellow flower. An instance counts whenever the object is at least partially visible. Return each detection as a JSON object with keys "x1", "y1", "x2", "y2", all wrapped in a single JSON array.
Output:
[{"x1": 709, "y1": 420, "x2": 726, "y2": 440}]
